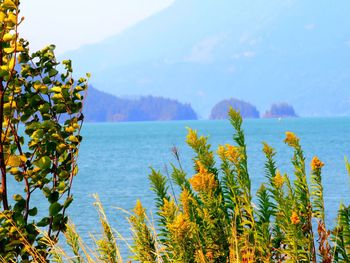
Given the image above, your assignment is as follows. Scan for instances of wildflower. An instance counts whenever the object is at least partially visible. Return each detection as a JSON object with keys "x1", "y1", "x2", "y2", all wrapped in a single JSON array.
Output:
[
  {"x1": 225, "y1": 144, "x2": 241, "y2": 163},
  {"x1": 186, "y1": 128, "x2": 198, "y2": 148},
  {"x1": 290, "y1": 211, "x2": 300, "y2": 224},
  {"x1": 133, "y1": 199, "x2": 145, "y2": 217},
  {"x1": 180, "y1": 189, "x2": 191, "y2": 216},
  {"x1": 217, "y1": 145, "x2": 226, "y2": 160},
  {"x1": 273, "y1": 170, "x2": 284, "y2": 188},
  {"x1": 206, "y1": 251, "x2": 214, "y2": 260},
  {"x1": 262, "y1": 142, "x2": 274, "y2": 156},
  {"x1": 284, "y1": 131, "x2": 299, "y2": 147},
  {"x1": 311, "y1": 156, "x2": 324, "y2": 171},
  {"x1": 168, "y1": 213, "x2": 192, "y2": 240},
  {"x1": 160, "y1": 198, "x2": 177, "y2": 220},
  {"x1": 189, "y1": 161, "x2": 217, "y2": 193}
]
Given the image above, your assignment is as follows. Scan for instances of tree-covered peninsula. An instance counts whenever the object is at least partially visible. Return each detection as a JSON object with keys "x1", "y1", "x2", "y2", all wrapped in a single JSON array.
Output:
[
  {"x1": 84, "y1": 87, "x2": 197, "y2": 122},
  {"x1": 210, "y1": 98, "x2": 260, "y2": 119}
]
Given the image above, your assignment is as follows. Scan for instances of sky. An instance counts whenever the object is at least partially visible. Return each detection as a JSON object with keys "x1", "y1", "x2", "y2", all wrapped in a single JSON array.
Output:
[{"x1": 20, "y1": 0, "x2": 174, "y2": 55}]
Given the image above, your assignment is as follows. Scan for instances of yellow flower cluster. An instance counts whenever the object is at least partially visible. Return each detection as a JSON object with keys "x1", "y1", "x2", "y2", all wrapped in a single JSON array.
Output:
[
  {"x1": 180, "y1": 189, "x2": 191, "y2": 216},
  {"x1": 290, "y1": 211, "x2": 300, "y2": 225},
  {"x1": 168, "y1": 213, "x2": 192, "y2": 240},
  {"x1": 160, "y1": 198, "x2": 177, "y2": 219},
  {"x1": 189, "y1": 161, "x2": 217, "y2": 193},
  {"x1": 273, "y1": 170, "x2": 284, "y2": 188},
  {"x1": 262, "y1": 143, "x2": 274, "y2": 156},
  {"x1": 186, "y1": 128, "x2": 198, "y2": 147},
  {"x1": 284, "y1": 131, "x2": 299, "y2": 147},
  {"x1": 311, "y1": 156, "x2": 324, "y2": 171},
  {"x1": 217, "y1": 144, "x2": 242, "y2": 163},
  {"x1": 133, "y1": 199, "x2": 145, "y2": 217},
  {"x1": 186, "y1": 128, "x2": 207, "y2": 149}
]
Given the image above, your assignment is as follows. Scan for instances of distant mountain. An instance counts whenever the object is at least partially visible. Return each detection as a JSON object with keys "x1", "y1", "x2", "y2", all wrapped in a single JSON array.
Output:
[
  {"x1": 84, "y1": 87, "x2": 197, "y2": 122},
  {"x1": 64, "y1": 0, "x2": 350, "y2": 117},
  {"x1": 210, "y1": 98, "x2": 259, "y2": 119},
  {"x1": 263, "y1": 103, "x2": 297, "y2": 118}
]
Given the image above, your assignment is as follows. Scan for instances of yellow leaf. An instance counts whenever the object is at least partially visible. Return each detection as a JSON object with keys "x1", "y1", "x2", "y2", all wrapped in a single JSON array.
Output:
[
  {"x1": 51, "y1": 86, "x2": 61, "y2": 93},
  {"x1": 16, "y1": 43, "x2": 24, "y2": 52},
  {"x1": 19, "y1": 155, "x2": 27, "y2": 162},
  {"x1": 7, "y1": 155, "x2": 21, "y2": 167},
  {"x1": 3, "y1": 33, "x2": 13, "y2": 42},
  {"x1": 7, "y1": 12, "x2": 16, "y2": 24},
  {"x1": 3, "y1": 0, "x2": 17, "y2": 9},
  {"x1": 9, "y1": 57, "x2": 15, "y2": 69},
  {"x1": 3, "y1": 101, "x2": 16, "y2": 110},
  {"x1": 65, "y1": 126, "x2": 75, "y2": 133},
  {"x1": 68, "y1": 135, "x2": 79, "y2": 143},
  {"x1": 52, "y1": 93, "x2": 63, "y2": 100},
  {"x1": 0, "y1": 12, "x2": 6, "y2": 22},
  {"x1": 4, "y1": 47, "x2": 14, "y2": 54}
]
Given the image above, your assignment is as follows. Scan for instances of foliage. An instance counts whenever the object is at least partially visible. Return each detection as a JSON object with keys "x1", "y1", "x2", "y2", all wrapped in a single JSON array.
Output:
[
  {"x1": 210, "y1": 98, "x2": 260, "y2": 119},
  {"x1": 0, "y1": 0, "x2": 88, "y2": 261},
  {"x1": 127, "y1": 108, "x2": 350, "y2": 262},
  {"x1": 84, "y1": 88, "x2": 197, "y2": 122},
  {"x1": 263, "y1": 103, "x2": 297, "y2": 118},
  {"x1": 49, "y1": 108, "x2": 350, "y2": 262}
]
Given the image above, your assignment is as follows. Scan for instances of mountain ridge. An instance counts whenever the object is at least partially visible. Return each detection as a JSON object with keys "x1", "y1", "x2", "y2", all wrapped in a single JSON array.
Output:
[{"x1": 63, "y1": 0, "x2": 350, "y2": 117}]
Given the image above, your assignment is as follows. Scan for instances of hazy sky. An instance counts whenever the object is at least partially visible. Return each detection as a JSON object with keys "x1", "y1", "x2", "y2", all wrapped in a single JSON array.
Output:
[{"x1": 20, "y1": 0, "x2": 174, "y2": 55}]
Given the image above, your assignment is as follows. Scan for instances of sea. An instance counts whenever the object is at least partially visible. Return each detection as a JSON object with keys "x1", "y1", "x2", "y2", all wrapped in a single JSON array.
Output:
[{"x1": 9, "y1": 117, "x2": 350, "y2": 258}]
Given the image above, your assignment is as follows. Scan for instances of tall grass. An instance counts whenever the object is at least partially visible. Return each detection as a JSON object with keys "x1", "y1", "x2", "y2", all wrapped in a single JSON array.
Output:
[{"x1": 13, "y1": 109, "x2": 350, "y2": 262}]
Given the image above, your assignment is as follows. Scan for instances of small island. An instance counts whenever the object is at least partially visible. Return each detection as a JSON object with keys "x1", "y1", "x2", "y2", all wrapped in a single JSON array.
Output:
[
  {"x1": 210, "y1": 98, "x2": 260, "y2": 119},
  {"x1": 263, "y1": 103, "x2": 298, "y2": 118},
  {"x1": 84, "y1": 87, "x2": 198, "y2": 122}
]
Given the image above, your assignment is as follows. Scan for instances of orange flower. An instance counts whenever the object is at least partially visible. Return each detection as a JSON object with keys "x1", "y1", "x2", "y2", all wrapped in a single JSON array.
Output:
[
  {"x1": 189, "y1": 161, "x2": 217, "y2": 192},
  {"x1": 206, "y1": 251, "x2": 214, "y2": 260},
  {"x1": 291, "y1": 211, "x2": 300, "y2": 224},
  {"x1": 284, "y1": 131, "x2": 299, "y2": 147},
  {"x1": 311, "y1": 156, "x2": 324, "y2": 171},
  {"x1": 225, "y1": 144, "x2": 241, "y2": 163}
]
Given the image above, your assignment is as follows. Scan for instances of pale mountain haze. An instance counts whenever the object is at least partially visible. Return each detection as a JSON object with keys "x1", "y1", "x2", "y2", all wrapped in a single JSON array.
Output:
[{"x1": 62, "y1": 0, "x2": 350, "y2": 117}]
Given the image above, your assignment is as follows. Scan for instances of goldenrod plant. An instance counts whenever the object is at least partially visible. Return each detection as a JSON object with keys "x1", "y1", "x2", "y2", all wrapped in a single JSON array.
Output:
[
  {"x1": 0, "y1": 0, "x2": 88, "y2": 261},
  {"x1": 128, "y1": 108, "x2": 350, "y2": 262},
  {"x1": 47, "y1": 108, "x2": 350, "y2": 262}
]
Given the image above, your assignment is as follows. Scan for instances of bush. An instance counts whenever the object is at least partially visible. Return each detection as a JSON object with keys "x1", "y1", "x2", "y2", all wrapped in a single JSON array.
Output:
[{"x1": 0, "y1": 1, "x2": 88, "y2": 261}]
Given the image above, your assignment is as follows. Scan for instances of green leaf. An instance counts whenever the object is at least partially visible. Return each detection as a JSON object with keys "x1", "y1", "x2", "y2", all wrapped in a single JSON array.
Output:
[
  {"x1": 28, "y1": 207, "x2": 38, "y2": 216},
  {"x1": 48, "y1": 191, "x2": 59, "y2": 203},
  {"x1": 63, "y1": 196, "x2": 73, "y2": 209},
  {"x1": 37, "y1": 217, "x2": 50, "y2": 227},
  {"x1": 37, "y1": 156, "x2": 51, "y2": 170},
  {"x1": 49, "y1": 202, "x2": 62, "y2": 216},
  {"x1": 13, "y1": 194, "x2": 23, "y2": 201},
  {"x1": 49, "y1": 68, "x2": 58, "y2": 77}
]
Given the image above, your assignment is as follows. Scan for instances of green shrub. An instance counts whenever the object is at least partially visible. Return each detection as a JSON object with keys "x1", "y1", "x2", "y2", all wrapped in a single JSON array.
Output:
[{"x1": 0, "y1": 1, "x2": 88, "y2": 261}]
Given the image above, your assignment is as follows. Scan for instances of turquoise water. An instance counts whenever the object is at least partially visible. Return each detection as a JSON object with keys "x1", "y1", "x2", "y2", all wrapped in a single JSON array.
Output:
[
  {"x1": 16, "y1": 117, "x2": 350, "y2": 257},
  {"x1": 66, "y1": 117, "x2": 350, "y2": 255}
]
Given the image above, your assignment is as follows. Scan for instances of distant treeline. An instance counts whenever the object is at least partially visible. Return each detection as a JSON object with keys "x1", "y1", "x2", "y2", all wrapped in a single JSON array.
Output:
[
  {"x1": 83, "y1": 87, "x2": 297, "y2": 122},
  {"x1": 84, "y1": 87, "x2": 197, "y2": 122}
]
